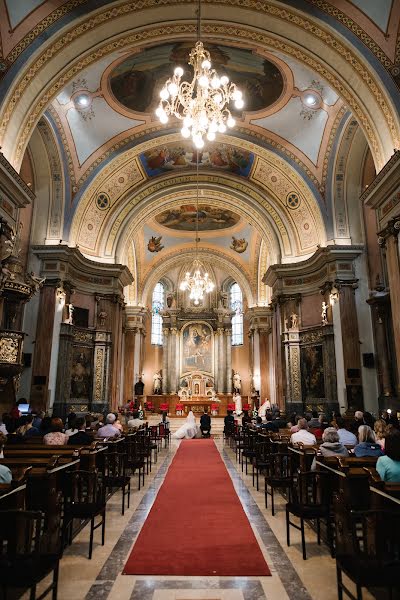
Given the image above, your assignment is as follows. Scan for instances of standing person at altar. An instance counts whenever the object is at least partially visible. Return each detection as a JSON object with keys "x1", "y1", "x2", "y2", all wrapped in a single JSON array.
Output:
[
  {"x1": 172, "y1": 411, "x2": 198, "y2": 439},
  {"x1": 232, "y1": 371, "x2": 241, "y2": 393},
  {"x1": 234, "y1": 392, "x2": 242, "y2": 416}
]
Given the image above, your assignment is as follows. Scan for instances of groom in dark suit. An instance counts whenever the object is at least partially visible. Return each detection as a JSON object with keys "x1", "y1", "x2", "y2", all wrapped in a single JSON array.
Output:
[{"x1": 200, "y1": 409, "x2": 211, "y2": 438}]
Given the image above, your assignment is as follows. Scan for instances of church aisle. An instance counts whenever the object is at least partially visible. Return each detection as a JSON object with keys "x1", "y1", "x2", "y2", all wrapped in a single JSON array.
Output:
[
  {"x1": 21, "y1": 437, "x2": 374, "y2": 600},
  {"x1": 123, "y1": 439, "x2": 270, "y2": 576}
]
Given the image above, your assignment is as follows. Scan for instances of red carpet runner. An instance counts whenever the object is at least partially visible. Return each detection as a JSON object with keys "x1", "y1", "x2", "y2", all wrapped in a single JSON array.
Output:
[{"x1": 123, "y1": 439, "x2": 271, "y2": 576}]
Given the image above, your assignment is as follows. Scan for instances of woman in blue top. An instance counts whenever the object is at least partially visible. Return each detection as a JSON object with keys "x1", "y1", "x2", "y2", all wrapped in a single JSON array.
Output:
[
  {"x1": 354, "y1": 425, "x2": 383, "y2": 457},
  {"x1": 376, "y1": 430, "x2": 400, "y2": 482}
]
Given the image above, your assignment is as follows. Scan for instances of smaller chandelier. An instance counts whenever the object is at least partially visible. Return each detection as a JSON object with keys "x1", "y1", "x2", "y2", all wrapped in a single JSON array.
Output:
[
  {"x1": 180, "y1": 259, "x2": 215, "y2": 305},
  {"x1": 156, "y1": 41, "x2": 243, "y2": 148}
]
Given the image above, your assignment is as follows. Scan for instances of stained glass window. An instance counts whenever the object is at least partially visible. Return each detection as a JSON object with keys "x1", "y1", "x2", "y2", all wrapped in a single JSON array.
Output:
[
  {"x1": 230, "y1": 283, "x2": 243, "y2": 346},
  {"x1": 151, "y1": 282, "x2": 164, "y2": 345}
]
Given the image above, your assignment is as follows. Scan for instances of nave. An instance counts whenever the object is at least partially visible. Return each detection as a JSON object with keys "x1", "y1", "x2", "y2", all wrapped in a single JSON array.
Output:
[{"x1": 10, "y1": 427, "x2": 377, "y2": 600}]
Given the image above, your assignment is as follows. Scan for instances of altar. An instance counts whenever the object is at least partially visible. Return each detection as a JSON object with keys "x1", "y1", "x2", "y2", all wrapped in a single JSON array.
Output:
[{"x1": 143, "y1": 394, "x2": 250, "y2": 416}]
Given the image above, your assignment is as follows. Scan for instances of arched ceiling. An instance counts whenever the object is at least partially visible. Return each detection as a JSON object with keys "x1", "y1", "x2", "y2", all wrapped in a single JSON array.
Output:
[{"x1": 0, "y1": 0, "x2": 399, "y2": 306}]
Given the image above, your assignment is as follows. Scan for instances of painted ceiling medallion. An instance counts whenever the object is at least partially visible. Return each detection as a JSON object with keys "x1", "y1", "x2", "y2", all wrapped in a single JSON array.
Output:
[
  {"x1": 109, "y1": 43, "x2": 283, "y2": 116},
  {"x1": 155, "y1": 205, "x2": 240, "y2": 231}
]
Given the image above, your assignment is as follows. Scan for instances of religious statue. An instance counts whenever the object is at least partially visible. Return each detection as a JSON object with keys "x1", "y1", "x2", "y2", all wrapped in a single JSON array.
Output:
[
  {"x1": 218, "y1": 290, "x2": 228, "y2": 309},
  {"x1": 232, "y1": 370, "x2": 241, "y2": 393},
  {"x1": 98, "y1": 310, "x2": 107, "y2": 327},
  {"x1": 134, "y1": 377, "x2": 144, "y2": 396},
  {"x1": 166, "y1": 292, "x2": 176, "y2": 308},
  {"x1": 290, "y1": 312, "x2": 298, "y2": 329},
  {"x1": 25, "y1": 271, "x2": 45, "y2": 292},
  {"x1": 66, "y1": 303, "x2": 74, "y2": 325},
  {"x1": 0, "y1": 263, "x2": 15, "y2": 285},
  {"x1": 321, "y1": 301, "x2": 328, "y2": 326},
  {"x1": 0, "y1": 217, "x2": 15, "y2": 262},
  {"x1": 11, "y1": 222, "x2": 23, "y2": 258},
  {"x1": 153, "y1": 370, "x2": 162, "y2": 394}
]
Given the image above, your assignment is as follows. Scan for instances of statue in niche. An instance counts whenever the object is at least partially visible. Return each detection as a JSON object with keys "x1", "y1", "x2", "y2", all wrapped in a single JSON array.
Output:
[
  {"x1": 218, "y1": 290, "x2": 228, "y2": 309},
  {"x1": 290, "y1": 312, "x2": 298, "y2": 329},
  {"x1": 232, "y1": 371, "x2": 242, "y2": 393},
  {"x1": 153, "y1": 370, "x2": 162, "y2": 394},
  {"x1": 66, "y1": 303, "x2": 74, "y2": 325},
  {"x1": 321, "y1": 302, "x2": 328, "y2": 326},
  {"x1": 98, "y1": 310, "x2": 107, "y2": 327},
  {"x1": 166, "y1": 292, "x2": 176, "y2": 308}
]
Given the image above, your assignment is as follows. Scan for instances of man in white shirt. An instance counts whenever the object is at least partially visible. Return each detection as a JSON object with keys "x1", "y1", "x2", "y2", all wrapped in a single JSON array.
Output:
[
  {"x1": 128, "y1": 411, "x2": 145, "y2": 429},
  {"x1": 335, "y1": 416, "x2": 357, "y2": 446},
  {"x1": 291, "y1": 418, "x2": 317, "y2": 445}
]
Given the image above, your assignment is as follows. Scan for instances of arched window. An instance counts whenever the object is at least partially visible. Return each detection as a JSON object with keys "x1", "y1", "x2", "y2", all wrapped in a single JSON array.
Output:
[
  {"x1": 151, "y1": 282, "x2": 164, "y2": 345},
  {"x1": 230, "y1": 283, "x2": 243, "y2": 346}
]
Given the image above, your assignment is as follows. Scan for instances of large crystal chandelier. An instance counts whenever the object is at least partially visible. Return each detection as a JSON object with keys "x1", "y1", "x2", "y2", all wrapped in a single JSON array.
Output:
[
  {"x1": 180, "y1": 153, "x2": 215, "y2": 304},
  {"x1": 156, "y1": 1, "x2": 243, "y2": 148}
]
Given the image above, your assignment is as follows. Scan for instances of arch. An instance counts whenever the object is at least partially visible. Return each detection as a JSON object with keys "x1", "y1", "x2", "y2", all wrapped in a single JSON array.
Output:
[
  {"x1": 68, "y1": 133, "x2": 327, "y2": 264},
  {"x1": 0, "y1": 2, "x2": 398, "y2": 172},
  {"x1": 141, "y1": 248, "x2": 255, "y2": 308}
]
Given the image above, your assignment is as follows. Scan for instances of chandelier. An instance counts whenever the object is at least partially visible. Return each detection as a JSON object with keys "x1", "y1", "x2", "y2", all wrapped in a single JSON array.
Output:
[
  {"x1": 156, "y1": 1, "x2": 243, "y2": 148},
  {"x1": 179, "y1": 153, "x2": 215, "y2": 304}
]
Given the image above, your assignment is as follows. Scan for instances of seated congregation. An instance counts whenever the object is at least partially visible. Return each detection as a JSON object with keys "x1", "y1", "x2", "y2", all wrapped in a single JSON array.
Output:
[{"x1": 1, "y1": 403, "x2": 400, "y2": 600}]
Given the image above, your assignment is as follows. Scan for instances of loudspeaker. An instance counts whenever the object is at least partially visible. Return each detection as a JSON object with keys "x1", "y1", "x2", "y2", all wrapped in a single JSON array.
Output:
[
  {"x1": 363, "y1": 353, "x2": 375, "y2": 368},
  {"x1": 347, "y1": 368, "x2": 360, "y2": 379},
  {"x1": 23, "y1": 353, "x2": 32, "y2": 367},
  {"x1": 33, "y1": 375, "x2": 47, "y2": 385}
]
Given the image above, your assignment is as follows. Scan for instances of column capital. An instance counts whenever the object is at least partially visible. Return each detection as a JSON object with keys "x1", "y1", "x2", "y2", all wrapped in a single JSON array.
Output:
[{"x1": 378, "y1": 215, "x2": 400, "y2": 244}]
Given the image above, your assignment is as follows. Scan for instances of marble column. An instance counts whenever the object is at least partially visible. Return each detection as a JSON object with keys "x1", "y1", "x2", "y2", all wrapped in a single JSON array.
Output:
[
  {"x1": 217, "y1": 328, "x2": 224, "y2": 392},
  {"x1": 385, "y1": 231, "x2": 400, "y2": 392},
  {"x1": 30, "y1": 281, "x2": 59, "y2": 412},
  {"x1": 252, "y1": 326, "x2": 261, "y2": 394},
  {"x1": 162, "y1": 327, "x2": 169, "y2": 393},
  {"x1": 123, "y1": 327, "x2": 136, "y2": 402},
  {"x1": 225, "y1": 327, "x2": 232, "y2": 394},
  {"x1": 169, "y1": 327, "x2": 178, "y2": 393},
  {"x1": 259, "y1": 326, "x2": 270, "y2": 402}
]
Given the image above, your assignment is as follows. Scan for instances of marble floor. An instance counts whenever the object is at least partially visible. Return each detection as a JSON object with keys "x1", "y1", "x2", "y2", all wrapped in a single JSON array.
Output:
[{"x1": 23, "y1": 437, "x2": 375, "y2": 600}]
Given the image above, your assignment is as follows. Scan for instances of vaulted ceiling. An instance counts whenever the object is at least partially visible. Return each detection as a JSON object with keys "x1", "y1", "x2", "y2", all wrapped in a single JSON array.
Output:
[{"x1": 0, "y1": 0, "x2": 399, "y2": 305}]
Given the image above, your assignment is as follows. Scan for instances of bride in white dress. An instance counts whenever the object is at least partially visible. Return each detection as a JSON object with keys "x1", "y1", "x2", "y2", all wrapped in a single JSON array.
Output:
[{"x1": 172, "y1": 411, "x2": 198, "y2": 439}]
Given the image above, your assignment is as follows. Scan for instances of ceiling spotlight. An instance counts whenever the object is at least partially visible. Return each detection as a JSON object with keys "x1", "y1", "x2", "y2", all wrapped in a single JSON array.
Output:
[
  {"x1": 74, "y1": 92, "x2": 91, "y2": 108},
  {"x1": 304, "y1": 93, "x2": 318, "y2": 106}
]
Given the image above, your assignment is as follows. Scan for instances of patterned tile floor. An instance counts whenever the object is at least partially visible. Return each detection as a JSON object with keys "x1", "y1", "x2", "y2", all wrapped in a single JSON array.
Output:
[{"x1": 21, "y1": 437, "x2": 375, "y2": 600}]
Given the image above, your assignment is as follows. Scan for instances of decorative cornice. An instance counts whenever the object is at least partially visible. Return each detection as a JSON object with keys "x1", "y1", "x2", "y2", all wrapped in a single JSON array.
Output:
[
  {"x1": 263, "y1": 245, "x2": 364, "y2": 295},
  {"x1": 361, "y1": 150, "x2": 400, "y2": 204},
  {"x1": 32, "y1": 244, "x2": 133, "y2": 293},
  {"x1": 0, "y1": 152, "x2": 35, "y2": 204}
]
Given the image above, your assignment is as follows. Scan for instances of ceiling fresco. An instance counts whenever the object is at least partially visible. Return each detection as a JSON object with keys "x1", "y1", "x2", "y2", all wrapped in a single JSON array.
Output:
[
  {"x1": 155, "y1": 204, "x2": 241, "y2": 231},
  {"x1": 140, "y1": 142, "x2": 254, "y2": 178},
  {"x1": 109, "y1": 42, "x2": 284, "y2": 115}
]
